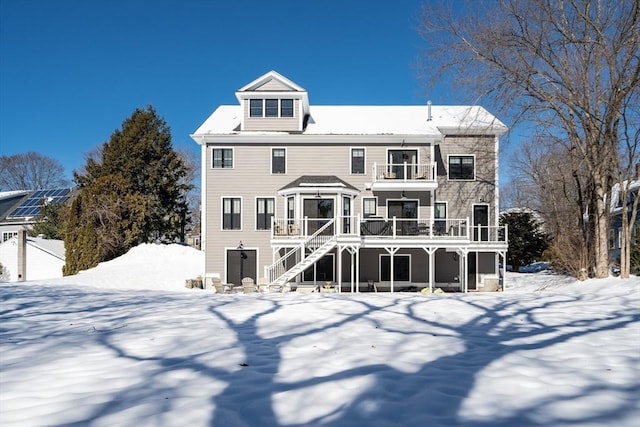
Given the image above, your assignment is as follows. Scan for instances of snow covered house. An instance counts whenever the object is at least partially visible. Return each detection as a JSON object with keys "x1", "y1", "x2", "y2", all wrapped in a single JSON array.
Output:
[
  {"x1": 0, "y1": 234, "x2": 65, "y2": 282},
  {"x1": 0, "y1": 188, "x2": 75, "y2": 242},
  {"x1": 191, "y1": 71, "x2": 509, "y2": 292}
]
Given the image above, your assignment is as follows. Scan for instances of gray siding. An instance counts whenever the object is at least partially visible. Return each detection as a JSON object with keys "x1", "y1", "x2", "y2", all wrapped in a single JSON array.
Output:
[
  {"x1": 243, "y1": 99, "x2": 301, "y2": 132},
  {"x1": 256, "y1": 78, "x2": 295, "y2": 91},
  {"x1": 435, "y1": 136, "x2": 497, "y2": 223},
  {"x1": 203, "y1": 138, "x2": 498, "y2": 282}
]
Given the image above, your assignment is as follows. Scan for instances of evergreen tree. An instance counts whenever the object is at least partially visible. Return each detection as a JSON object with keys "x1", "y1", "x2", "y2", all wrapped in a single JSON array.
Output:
[
  {"x1": 64, "y1": 106, "x2": 191, "y2": 275},
  {"x1": 30, "y1": 202, "x2": 67, "y2": 240},
  {"x1": 500, "y1": 211, "x2": 548, "y2": 272}
]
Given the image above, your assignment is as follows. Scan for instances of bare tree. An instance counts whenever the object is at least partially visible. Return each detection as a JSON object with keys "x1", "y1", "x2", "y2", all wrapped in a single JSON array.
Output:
[
  {"x1": 419, "y1": 0, "x2": 640, "y2": 278},
  {"x1": 0, "y1": 151, "x2": 69, "y2": 190}
]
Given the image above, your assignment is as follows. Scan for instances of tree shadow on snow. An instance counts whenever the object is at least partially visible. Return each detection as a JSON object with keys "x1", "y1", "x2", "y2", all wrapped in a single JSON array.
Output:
[{"x1": 15, "y1": 285, "x2": 636, "y2": 427}]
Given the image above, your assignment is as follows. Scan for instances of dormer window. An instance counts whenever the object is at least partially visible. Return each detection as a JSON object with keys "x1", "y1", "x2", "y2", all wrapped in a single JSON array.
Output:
[
  {"x1": 265, "y1": 99, "x2": 278, "y2": 117},
  {"x1": 249, "y1": 99, "x2": 295, "y2": 118},
  {"x1": 281, "y1": 99, "x2": 294, "y2": 117},
  {"x1": 250, "y1": 99, "x2": 263, "y2": 117}
]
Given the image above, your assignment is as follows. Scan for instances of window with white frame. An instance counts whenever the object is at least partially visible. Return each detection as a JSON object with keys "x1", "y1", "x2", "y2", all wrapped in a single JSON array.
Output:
[
  {"x1": 249, "y1": 99, "x2": 263, "y2": 117},
  {"x1": 272, "y1": 148, "x2": 286, "y2": 174},
  {"x1": 249, "y1": 99, "x2": 294, "y2": 118},
  {"x1": 265, "y1": 99, "x2": 278, "y2": 117},
  {"x1": 351, "y1": 148, "x2": 365, "y2": 174},
  {"x1": 222, "y1": 197, "x2": 241, "y2": 230},
  {"x1": 212, "y1": 148, "x2": 233, "y2": 169},
  {"x1": 256, "y1": 197, "x2": 275, "y2": 230},
  {"x1": 363, "y1": 197, "x2": 377, "y2": 218},
  {"x1": 2, "y1": 231, "x2": 17, "y2": 242},
  {"x1": 281, "y1": 99, "x2": 294, "y2": 117},
  {"x1": 448, "y1": 155, "x2": 475, "y2": 180}
]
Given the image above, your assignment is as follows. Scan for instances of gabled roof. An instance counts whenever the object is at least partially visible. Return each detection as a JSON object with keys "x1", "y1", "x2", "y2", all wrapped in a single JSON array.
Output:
[
  {"x1": 236, "y1": 70, "x2": 306, "y2": 93},
  {"x1": 234, "y1": 70, "x2": 310, "y2": 119},
  {"x1": 279, "y1": 175, "x2": 360, "y2": 194},
  {"x1": 0, "y1": 236, "x2": 65, "y2": 261}
]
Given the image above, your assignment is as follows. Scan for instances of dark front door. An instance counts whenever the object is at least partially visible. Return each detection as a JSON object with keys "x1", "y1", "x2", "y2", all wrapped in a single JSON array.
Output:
[
  {"x1": 380, "y1": 255, "x2": 411, "y2": 282},
  {"x1": 227, "y1": 249, "x2": 256, "y2": 285},
  {"x1": 304, "y1": 198, "x2": 334, "y2": 235},
  {"x1": 473, "y1": 205, "x2": 489, "y2": 241}
]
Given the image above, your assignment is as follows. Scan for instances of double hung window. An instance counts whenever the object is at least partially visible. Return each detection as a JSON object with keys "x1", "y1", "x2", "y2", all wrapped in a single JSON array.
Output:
[
  {"x1": 351, "y1": 148, "x2": 365, "y2": 174},
  {"x1": 363, "y1": 197, "x2": 377, "y2": 218},
  {"x1": 212, "y1": 148, "x2": 233, "y2": 168},
  {"x1": 223, "y1": 198, "x2": 241, "y2": 230},
  {"x1": 272, "y1": 148, "x2": 286, "y2": 174},
  {"x1": 249, "y1": 99, "x2": 295, "y2": 118},
  {"x1": 448, "y1": 155, "x2": 475, "y2": 180},
  {"x1": 256, "y1": 198, "x2": 275, "y2": 230}
]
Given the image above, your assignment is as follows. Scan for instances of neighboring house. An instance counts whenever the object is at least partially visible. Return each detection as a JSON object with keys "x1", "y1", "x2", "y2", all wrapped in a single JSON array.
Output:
[
  {"x1": 0, "y1": 235, "x2": 65, "y2": 282},
  {"x1": 191, "y1": 71, "x2": 508, "y2": 292},
  {"x1": 609, "y1": 165, "x2": 640, "y2": 265},
  {"x1": 0, "y1": 188, "x2": 75, "y2": 242}
]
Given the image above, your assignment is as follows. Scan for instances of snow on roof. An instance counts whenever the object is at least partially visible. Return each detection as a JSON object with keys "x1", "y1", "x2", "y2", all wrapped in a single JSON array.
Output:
[
  {"x1": 0, "y1": 190, "x2": 29, "y2": 201},
  {"x1": 0, "y1": 236, "x2": 65, "y2": 261},
  {"x1": 191, "y1": 105, "x2": 507, "y2": 138}
]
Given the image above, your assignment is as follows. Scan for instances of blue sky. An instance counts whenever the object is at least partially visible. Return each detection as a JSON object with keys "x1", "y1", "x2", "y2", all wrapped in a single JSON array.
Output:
[{"x1": 1, "y1": 0, "x2": 512, "y2": 183}]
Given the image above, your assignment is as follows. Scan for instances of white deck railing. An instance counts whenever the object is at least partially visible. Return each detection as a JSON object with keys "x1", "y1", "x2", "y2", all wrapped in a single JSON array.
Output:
[
  {"x1": 272, "y1": 216, "x2": 507, "y2": 243},
  {"x1": 372, "y1": 162, "x2": 437, "y2": 182}
]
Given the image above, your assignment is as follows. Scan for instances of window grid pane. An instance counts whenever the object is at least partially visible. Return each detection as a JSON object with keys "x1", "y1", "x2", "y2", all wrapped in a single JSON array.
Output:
[
  {"x1": 223, "y1": 198, "x2": 241, "y2": 230},
  {"x1": 272, "y1": 148, "x2": 286, "y2": 174},
  {"x1": 213, "y1": 148, "x2": 233, "y2": 168},
  {"x1": 351, "y1": 148, "x2": 365, "y2": 174},
  {"x1": 265, "y1": 99, "x2": 278, "y2": 117},
  {"x1": 281, "y1": 99, "x2": 294, "y2": 117},
  {"x1": 256, "y1": 197, "x2": 275, "y2": 230},
  {"x1": 250, "y1": 99, "x2": 263, "y2": 117},
  {"x1": 449, "y1": 156, "x2": 474, "y2": 180},
  {"x1": 363, "y1": 198, "x2": 376, "y2": 217}
]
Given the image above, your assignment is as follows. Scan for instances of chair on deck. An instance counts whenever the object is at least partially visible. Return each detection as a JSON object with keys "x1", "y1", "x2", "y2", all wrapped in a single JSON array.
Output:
[
  {"x1": 212, "y1": 277, "x2": 232, "y2": 294},
  {"x1": 257, "y1": 277, "x2": 269, "y2": 293},
  {"x1": 242, "y1": 277, "x2": 257, "y2": 293}
]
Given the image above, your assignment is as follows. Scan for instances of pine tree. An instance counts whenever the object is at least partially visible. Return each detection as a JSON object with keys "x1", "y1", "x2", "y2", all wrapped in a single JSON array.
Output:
[
  {"x1": 64, "y1": 106, "x2": 191, "y2": 275},
  {"x1": 500, "y1": 211, "x2": 548, "y2": 272}
]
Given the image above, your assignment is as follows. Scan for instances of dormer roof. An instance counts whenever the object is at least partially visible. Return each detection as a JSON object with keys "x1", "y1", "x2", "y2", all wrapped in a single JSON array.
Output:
[{"x1": 235, "y1": 70, "x2": 310, "y2": 117}]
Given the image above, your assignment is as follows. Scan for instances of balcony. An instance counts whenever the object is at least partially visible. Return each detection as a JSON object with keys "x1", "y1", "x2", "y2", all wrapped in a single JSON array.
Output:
[
  {"x1": 369, "y1": 162, "x2": 438, "y2": 192},
  {"x1": 272, "y1": 216, "x2": 507, "y2": 247}
]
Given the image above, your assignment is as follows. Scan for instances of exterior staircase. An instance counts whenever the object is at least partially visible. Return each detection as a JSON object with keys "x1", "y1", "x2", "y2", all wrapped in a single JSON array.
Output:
[{"x1": 266, "y1": 219, "x2": 338, "y2": 289}]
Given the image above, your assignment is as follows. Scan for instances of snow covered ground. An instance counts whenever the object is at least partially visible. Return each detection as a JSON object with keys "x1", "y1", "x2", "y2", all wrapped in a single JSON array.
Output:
[{"x1": 1, "y1": 244, "x2": 638, "y2": 426}]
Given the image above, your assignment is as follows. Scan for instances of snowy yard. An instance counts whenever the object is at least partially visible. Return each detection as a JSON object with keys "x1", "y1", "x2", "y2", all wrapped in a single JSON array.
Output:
[{"x1": 1, "y1": 244, "x2": 639, "y2": 426}]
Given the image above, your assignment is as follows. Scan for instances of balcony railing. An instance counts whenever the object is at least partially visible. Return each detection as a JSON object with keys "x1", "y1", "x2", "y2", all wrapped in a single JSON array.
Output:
[
  {"x1": 372, "y1": 162, "x2": 437, "y2": 182},
  {"x1": 273, "y1": 216, "x2": 508, "y2": 244}
]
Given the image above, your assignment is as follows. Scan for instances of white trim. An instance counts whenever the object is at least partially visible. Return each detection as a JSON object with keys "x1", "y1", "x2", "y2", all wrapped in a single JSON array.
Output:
[
  {"x1": 221, "y1": 196, "x2": 243, "y2": 231},
  {"x1": 223, "y1": 245, "x2": 259, "y2": 284},
  {"x1": 362, "y1": 196, "x2": 378, "y2": 218},
  {"x1": 254, "y1": 196, "x2": 275, "y2": 231},
  {"x1": 211, "y1": 146, "x2": 235, "y2": 169},
  {"x1": 270, "y1": 146, "x2": 287, "y2": 174},
  {"x1": 350, "y1": 147, "x2": 366, "y2": 175},
  {"x1": 200, "y1": 144, "x2": 207, "y2": 254},
  {"x1": 447, "y1": 154, "x2": 476, "y2": 181}
]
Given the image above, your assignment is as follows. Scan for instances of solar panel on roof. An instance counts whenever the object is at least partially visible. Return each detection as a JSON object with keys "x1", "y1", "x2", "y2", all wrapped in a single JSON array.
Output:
[{"x1": 7, "y1": 188, "x2": 72, "y2": 218}]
